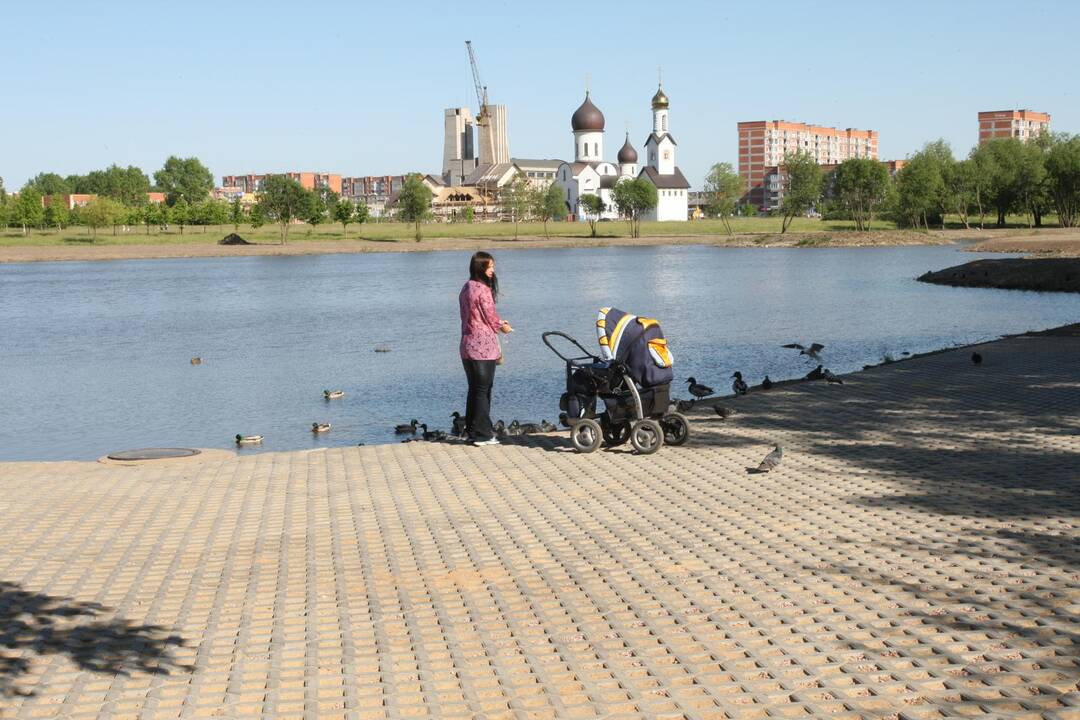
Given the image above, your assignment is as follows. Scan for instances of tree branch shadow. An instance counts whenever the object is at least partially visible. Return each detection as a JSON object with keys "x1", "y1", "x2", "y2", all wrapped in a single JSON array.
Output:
[{"x1": 0, "y1": 580, "x2": 192, "y2": 698}]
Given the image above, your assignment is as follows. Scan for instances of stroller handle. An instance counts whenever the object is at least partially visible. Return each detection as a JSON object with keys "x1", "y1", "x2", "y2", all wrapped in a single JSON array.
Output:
[{"x1": 542, "y1": 331, "x2": 599, "y2": 363}]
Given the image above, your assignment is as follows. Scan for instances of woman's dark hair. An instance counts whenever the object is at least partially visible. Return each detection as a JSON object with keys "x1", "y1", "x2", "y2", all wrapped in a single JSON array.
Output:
[{"x1": 469, "y1": 251, "x2": 498, "y2": 300}]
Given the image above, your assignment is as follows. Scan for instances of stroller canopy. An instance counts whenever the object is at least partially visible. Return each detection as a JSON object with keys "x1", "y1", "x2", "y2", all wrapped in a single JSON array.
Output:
[{"x1": 596, "y1": 307, "x2": 674, "y2": 388}]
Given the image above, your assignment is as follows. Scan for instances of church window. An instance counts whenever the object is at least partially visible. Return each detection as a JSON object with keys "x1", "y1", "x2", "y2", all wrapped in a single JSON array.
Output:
[
  {"x1": 662, "y1": 115, "x2": 667, "y2": 132},
  {"x1": 593, "y1": 143, "x2": 598, "y2": 156},
  {"x1": 663, "y1": 150, "x2": 670, "y2": 160},
  {"x1": 581, "y1": 143, "x2": 586, "y2": 157}
]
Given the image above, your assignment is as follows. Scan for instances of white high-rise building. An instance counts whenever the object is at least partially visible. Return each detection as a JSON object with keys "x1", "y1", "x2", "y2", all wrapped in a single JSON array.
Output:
[{"x1": 442, "y1": 107, "x2": 477, "y2": 185}]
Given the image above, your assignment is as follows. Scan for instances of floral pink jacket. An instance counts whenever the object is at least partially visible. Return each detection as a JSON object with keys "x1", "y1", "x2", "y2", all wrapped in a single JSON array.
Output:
[{"x1": 459, "y1": 280, "x2": 503, "y2": 360}]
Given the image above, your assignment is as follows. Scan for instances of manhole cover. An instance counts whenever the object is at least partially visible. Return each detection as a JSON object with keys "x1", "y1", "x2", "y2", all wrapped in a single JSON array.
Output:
[{"x1": 107, "y1": 448, "x2": 202, "y2": 461}]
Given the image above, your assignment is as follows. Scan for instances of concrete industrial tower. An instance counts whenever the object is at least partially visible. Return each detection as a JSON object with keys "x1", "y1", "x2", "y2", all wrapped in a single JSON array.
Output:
[{"x1": 443, "y1": 108, "x2": 477, "y2": 185}]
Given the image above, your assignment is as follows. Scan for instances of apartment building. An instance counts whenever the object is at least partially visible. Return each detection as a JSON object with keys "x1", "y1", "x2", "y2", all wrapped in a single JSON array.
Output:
[
  {"x1": 738, "y1": 120, "x2": 878, "y2": 207},
  {"x1": 221, "y1": 172, "x2": 343, "y2": 195},
  {"x1": 758, "y1": 159, "x2": 904, "y2": 212},
  {"x1": 978, "y1": 109, "x2": 1050, "y2": 144}
]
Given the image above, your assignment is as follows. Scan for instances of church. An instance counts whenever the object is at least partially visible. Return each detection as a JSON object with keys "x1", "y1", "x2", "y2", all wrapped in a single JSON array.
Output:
[{"x1": 555, "y1": 85, "x2": 689, "y2": 223}]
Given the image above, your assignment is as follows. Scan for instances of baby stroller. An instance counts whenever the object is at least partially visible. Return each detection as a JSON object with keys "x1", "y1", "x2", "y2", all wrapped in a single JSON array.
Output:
[{"x1": 542, "y1": 307, "x2": 691, "y2": 455}]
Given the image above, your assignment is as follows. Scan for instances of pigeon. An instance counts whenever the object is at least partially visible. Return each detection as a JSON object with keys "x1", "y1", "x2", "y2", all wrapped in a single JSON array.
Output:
[
  {"x1": 686, "y1": 377, "x2": 714, "y2": 399},
  {"x1": 782, "y1": 342, "x2": 824, "y2": 360},
  {"x1": 752, "y1": 445, "x2": 783, "y2": 473},
  {"x1": 731, "y1": 372, "x2": 748, "y2": 395},
  {"x1": 714, "y1": 406, "x2": 737, "y2": 420},
  {"x1": 394, "y1": 419, "x2": 420, "y2": 434},
  {"x1": 823, "y1": 369, "x2": 844, "y2": 384},
  {"x1": 451, "y1": 412, "x2": 467, "y2": 436},
  {"x1": 805, "y1": 365, "x2": 825, "y2": 381},
  {"x1": 761, "y1": 376, "x2": 773, "y2": 390},
  {"x1": 675, "y1": 398, "x2": 695, "y2": 412},
  {"x1": 971, "y1": 351, "x2": 982, "y2": 365}
]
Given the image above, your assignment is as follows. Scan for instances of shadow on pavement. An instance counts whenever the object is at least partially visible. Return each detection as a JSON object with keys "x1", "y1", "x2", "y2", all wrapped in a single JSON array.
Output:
[{"x1": 0, "y1": 581, "x2": 191, "y2": 697}]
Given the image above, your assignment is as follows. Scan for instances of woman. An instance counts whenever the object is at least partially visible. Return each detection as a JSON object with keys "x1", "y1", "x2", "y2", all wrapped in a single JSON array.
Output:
[{"x1": 459, "y1": 251, "x2": 513, "y2": 445}]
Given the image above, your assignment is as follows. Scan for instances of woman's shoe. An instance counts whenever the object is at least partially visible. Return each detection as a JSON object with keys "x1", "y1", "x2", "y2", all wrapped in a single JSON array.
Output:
[{"x1": 472, "y1": 437, "x2": 500, "y2": 446}]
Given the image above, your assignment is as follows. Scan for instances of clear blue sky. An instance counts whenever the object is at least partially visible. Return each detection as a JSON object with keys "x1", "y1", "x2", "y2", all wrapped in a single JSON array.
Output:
[{"x1": 3, "y1": 0, "x2": 1077, "y2": 191}]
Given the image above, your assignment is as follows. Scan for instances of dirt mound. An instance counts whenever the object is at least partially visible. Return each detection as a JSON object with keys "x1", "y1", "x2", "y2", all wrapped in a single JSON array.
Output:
[
  {"x1": 219, "y1": 233, "x2": 250, "y2": 245},
  {"x1": 918, "y1": 258, "x2": 1080, "y2": 293}
]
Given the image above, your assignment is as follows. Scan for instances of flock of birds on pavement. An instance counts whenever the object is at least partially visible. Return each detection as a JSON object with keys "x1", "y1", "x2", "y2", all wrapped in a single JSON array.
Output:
[{"x1": 223, "y1": 342, "x2": 990, "y2": 473}]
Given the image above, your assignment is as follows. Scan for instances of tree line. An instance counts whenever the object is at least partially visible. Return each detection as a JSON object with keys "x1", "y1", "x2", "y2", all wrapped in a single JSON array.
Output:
[{"x1": 700, "y1": 132, "x2": 1080, "y2": 232}]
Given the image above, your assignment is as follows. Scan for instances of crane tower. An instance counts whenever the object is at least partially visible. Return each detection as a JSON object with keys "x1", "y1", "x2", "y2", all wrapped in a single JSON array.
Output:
[{"x1": 465, "y1": 40, "x2": 509, "y2": 166}]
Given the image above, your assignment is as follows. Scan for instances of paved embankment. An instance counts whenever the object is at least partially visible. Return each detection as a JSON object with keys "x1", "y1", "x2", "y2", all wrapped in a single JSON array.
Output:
[{"x1": 1, "y1": 327, "x2": 1078, "y2": 718}]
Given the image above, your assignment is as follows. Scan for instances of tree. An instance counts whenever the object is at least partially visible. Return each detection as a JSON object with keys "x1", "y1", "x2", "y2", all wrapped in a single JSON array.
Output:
[
  {"x1": 79, "y1": 197, "x2": 124, "y2": 239},
  {"x1": 43, "y1": 198, "x2": 70, "y2": 230},
  {"x1": 250, "y1": 202, "x2": 266, "y2": 230},
  {"x1": 304, "y1": 190, "x2": 328, "y2": 234},
  {"x1": 171, "y1": 198, "x2": 191, "y2": 234},
  {"x1": 352, "y1": 201, "x2": 369, "y2": 238},
  {"x1": 229, "y1": 197, "x2": 245, "y2": 232},
  {"x1": 1043, "y1": 133, "x2": 1080, "y2": 227},
  {"x1": 12, "y1": 187, "x2": 44, "y2": 235},
  {"x1": 395, "y1": 173, "x2": 432, "y2": 242},
  {"x1": 779, "y1": 151, "x2": 823, "y2": 233},
  {"x1": 895, "y1": 154, "x2": 942, "y2": 229},
  {"x1": 830, "y1": 158, "x2": 891, "y2": 232},
  {"x1": 333, "y1": 197, "x2": 355, "y2": 238},
  {"x1": 501, "y1": 173, "x2": 532, "y2": 238},
  {"x1": 578, "y1": 193, "x2": 606, "y2": 238},
  {"x1": 256, "y1": 175, "x2": 310, "y2": 244},
  {"x1": 943, "y1": 158, "x2": 979, "y2": 229},
  {"x1": 532, "y1": 182, "x2": 565, "y2": 239},
  {"x1": 153, "y1": 156, "x2": 214, "y2": 205},
  {"x1": 26, "y1": 172, "x2": 71, "y2": 197},
  {"x1": 702, "y1": 162, "x2": 744, "y2": 235},
  {"x1": 611, "y1": 178, "x2": 658, "y2": 238}
]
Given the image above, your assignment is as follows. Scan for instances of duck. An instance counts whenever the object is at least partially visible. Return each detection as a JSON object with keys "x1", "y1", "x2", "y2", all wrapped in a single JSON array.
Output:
[
  {"x1": 235, "y1": 434, "x2": 263, "y2": 445},
  {"x1": 731, "y1": 371, "x2": 748, "y2": 395},
  {"x1": 686, "y1": 377, "x2": 714, "y2": 399},
  {"x1": 374, "y1": 345, "x2": 391, "y2": 353},
  {"x1": 422, "y1": 426, "x2": 448, "y2": 442},
  {"x1": 823, "y1": 369, "x2": 844, "y2": 385},
  {"x1": 190, "y1": 357, "x2": 202, "y2": 365},
  {"x1": 539, "y1": 419, "x2": 558, "y2": 433},
  {"x1": 518, "y1": 422, "x2": 543, "y2": 434},
  {"x1": 675, "y1": 398, "x2": 695, "y2": 412},
  {"x1": 761, "y1": 375, "x2": 774, "y2": 390},
  {"x1": 324, "y1": 389, "x2": 345, "y2": 400},
  {"x1": 394, "y1": 419, "x2": 420, "y2": 434},
  {"x1": 805, "y1": 365, "x2": 825, "y2": 381},
  {"x1": 312, "y1": 422, "x2": 331, "y2": 433},
  {"x1": 505, "y1": 420, "x2": 524, "y2": 436},
  {"x1": 494, "y1": 419, "x2": 507, "y2": 437},
  {"x1": 971, "y1": 351, "x2": 983, "y2": 365},
  {"x1": 714, "y1": 406, "x2": 737, "y2": 420},
  {"x1": 451, "y1": 412, "x2": 467, "y2": 436}
]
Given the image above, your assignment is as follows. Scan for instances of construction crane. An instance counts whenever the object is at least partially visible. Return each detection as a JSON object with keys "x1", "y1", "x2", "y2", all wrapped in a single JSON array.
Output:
[{"x1": 466, "y1": 40, "x2": 495, "y2": 166}]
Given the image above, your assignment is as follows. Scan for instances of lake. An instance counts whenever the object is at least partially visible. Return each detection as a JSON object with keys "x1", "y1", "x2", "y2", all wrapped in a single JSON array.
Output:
[{"x1": 2, "y1": 244, "x2": 1079, "y2": 461}]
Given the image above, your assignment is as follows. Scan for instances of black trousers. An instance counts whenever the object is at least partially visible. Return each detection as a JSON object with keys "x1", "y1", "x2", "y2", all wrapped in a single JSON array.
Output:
[{"x1": 462, "y1": 358, "x2": 497, "y2": 441}]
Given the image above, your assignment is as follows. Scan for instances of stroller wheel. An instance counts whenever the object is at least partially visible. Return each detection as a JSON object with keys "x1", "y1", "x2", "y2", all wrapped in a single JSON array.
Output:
[
  {"x1": 601, "y1": 420, "x2": 631, "y2": 447},
  {"x1": 630, "y1": 419, "x2": 663, "y2": 455},
  {"x1": 570, "y1": 418, "x2": 602, "y2": 453},
  {"x1": 661, "y1": 413, "x2": 691, "y2": 446}
]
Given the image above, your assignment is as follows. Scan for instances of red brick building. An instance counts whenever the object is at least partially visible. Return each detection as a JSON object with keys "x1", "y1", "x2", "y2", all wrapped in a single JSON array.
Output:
[
  {"x1": 978, "y1": 109, "x2": 1050, "y2": 144},
  {"x1": 221, "y1": 172, "x2": 342, "y2": 195},
  {"x1": 738, "y1": 120, "x2": 878, "y2": 207}
]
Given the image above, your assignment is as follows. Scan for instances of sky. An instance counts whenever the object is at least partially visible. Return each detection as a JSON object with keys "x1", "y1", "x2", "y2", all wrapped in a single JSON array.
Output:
[{"x1": 2, "y1": 0, "x2": 1077, "y2": 191}]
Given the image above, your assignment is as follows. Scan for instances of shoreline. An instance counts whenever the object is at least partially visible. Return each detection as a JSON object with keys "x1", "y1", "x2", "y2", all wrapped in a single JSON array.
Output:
[{"x1": 0, "y1": 228, "x2": 958, "y2": 264}]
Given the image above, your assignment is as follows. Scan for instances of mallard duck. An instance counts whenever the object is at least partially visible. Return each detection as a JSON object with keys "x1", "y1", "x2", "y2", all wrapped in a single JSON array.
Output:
[
  {"x1": 451, "y1": 412, "x2": 467, "y2": 436},
  {"x1": 539, "y1": 419, "x2": 557, "y2": 433},
  {"x1": 422, "y1": 427, "x2": 447, "y2": 442},
  {"x1": 494, "y1": 419, "x2": 507, "y2": 437},
  {"x1": 823, "y1": 369, "x2": 844, "y2": 385},
  {"x1": 686, "y1": 377, "x2": 713, "y2": 399},
  {"x1": 235, "y1": 434, "x2": 262, "y2": 445},
  {"x1": 395, "y1": 419, "x2": 420, "y2": 434},
  {"x1": 518, "y1": 422, "x2": 543, "y2": 434},
  {"x1": 324, "y1": 389, "x2": 345, "y2": 400},
  {"x1": 675, "y1": 398, "x2": 695, "y2": 412},
  {"x1": 312, "y1": 422, "x2": 331, "y2": 433},
  {"x1": 190, "y1": 357, "x2": 202, "y2": 365},
  {"x1": 505, "y1": 420, "x2": 523, "y2": 436},
  {"x1": 731, "y1": 372, "x2": 748, "y2": 395}
]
